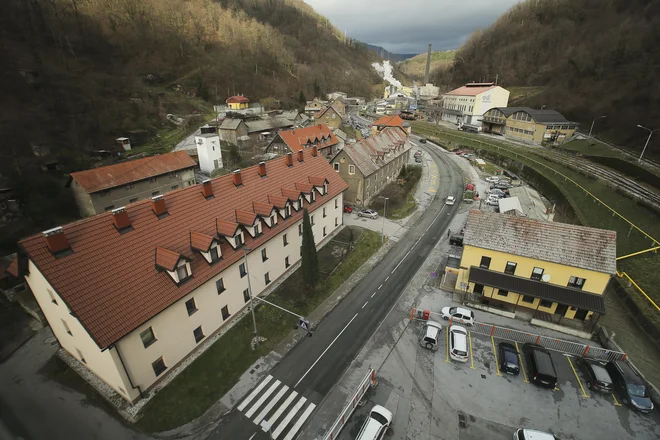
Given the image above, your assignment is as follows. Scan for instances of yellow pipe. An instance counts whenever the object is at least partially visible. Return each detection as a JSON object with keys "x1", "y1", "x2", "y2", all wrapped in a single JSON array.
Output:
[
  {"x1": 616, "y1": 246, "x2": 660, "y2": 261},
  {"x1": 616, "y1": 271, "x2": 660, "y2": 312}
]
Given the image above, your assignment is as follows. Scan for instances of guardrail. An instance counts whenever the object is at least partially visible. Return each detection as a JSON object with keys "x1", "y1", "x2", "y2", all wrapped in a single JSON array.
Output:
[{"x1": 321, "y1": 368, "x2": 377, "y2": 440}]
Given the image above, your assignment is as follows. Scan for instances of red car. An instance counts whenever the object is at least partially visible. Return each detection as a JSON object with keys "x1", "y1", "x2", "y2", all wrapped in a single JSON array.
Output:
[
  {"x1": 343, "y1": 205, "x2": 353, "y2": 213},
  {"x1": 465, "y1": 183, "x2": 475, "y2": 191}
]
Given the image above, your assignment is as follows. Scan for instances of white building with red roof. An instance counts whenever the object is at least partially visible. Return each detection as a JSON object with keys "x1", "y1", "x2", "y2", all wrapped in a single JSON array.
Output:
[
  {"x1": 266, "y1": 124, "x2": 340, "y2": 159},
  {"x1": 441, "y1": 82, "x2": 509, "y2": 127}
]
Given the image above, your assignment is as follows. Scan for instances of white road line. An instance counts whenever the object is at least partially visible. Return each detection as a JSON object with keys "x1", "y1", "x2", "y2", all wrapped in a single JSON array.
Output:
[
  {"x1": 385, "y1": 276, "x2": 390, "y2": 281},
  {"x1": 371, "y1": 292, "x2": 376, "y2": 298},
  {"x1": 272, "y1": 398, "x2": 307, "y2": 439},
  {"x1": 392, "y1": 249, "x2": 412, "y2": 273},
  {"x1": 294, "y1": 313, "x2": 359, "y2": 388},
  {"x1": 245, "y1": 380, "x2": 281, "y2": 418},
  {"x1": 254, "y1": 385, "x2": 289, "y2": 424},
  {"x1": 238, "y1": 375, "x2": 273, "y2": 411},
  {"x1": 378, "y1": 284, "x2": 382, "y2": 290},
  {"x1": 265, "y1": 392, "x2": 298, "y2": 428},
  {"x1": 282, "y1": 403, "x2": 317, "y2": 440},
  {"x1": 249, "y1": 433, "x2": 257, "y2": 440},
  {"x1": 362, "y1": 301, "x2": 368, "y2": 309}
]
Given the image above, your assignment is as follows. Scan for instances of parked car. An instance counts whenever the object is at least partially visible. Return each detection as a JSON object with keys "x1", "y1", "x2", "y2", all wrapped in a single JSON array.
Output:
[
  {"x1": 455, "y1": 150, "x2": 464, "y2": 155},
  {"x1": 486, "y1": 197, "x2": 500, "y2": 206},
  {"x1": 488, "y1": 189, "x2": 506, "y2": 197},
  {"x1": 414, "y1": 150, "x2": 422, "y2": 157},
  {"x1": 343, "y1": 205, "x2": 353, "y2": 213},
  {"x1": 523, "y1": 344, "x2": 558, "y2": 389},
  {"x1": 449, "y1": 234, "x2": 464, "y2": 246},
  {"x1": 486, "y1": 176, "x2": 500, "y2": 183},
  {"x1": 445, "y1": 196, "x2": 456, "y2": 206},
  {"x1": 498, "y1": 342, "x2": 520, "y2": 375},
  {"x1": 513, "y1": 429, "x2": 559, "y2": 440},
  {"x1": 419, "y1": 138, "x2": 427, "y2": 144},
  {"x1": 575, "y1": 358, "x2": 613, "y2": 394},
  {"x1": 419, "y1": 321, "x2": 443, "y2": 351},
  {"x1": 465, "y1": 183, "x2": 475, "y2": 191},
  {"x1": 606, "y1": 360, "x2": 654, "y2": 413},
  {"x1": 358, "y1": 209, "x2": 378, "y2": 219},
  {"x1": 493, "y1": 184, "x2": 511, "y2": 191},
  {"x1": 415, "y1": 157, "x2": 423, "y2": 163},
  {"x1": 355, "y1": 405, "x2": 393, "y2": 440},
  {"x1": 449, "y1": 325, "x2": 469, "y2": 362},
  {"x1": 440, "y1": 306, "x2": 475, "y2": 325}
]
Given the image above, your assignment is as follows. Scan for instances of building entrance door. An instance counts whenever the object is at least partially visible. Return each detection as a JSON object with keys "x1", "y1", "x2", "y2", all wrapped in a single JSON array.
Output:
[
  {"x1": 554, "y1": 304, "x2": 568, "y2": 317},
  {"x1": 574, "y1": 308, "x2": 589, "y2": 321}
]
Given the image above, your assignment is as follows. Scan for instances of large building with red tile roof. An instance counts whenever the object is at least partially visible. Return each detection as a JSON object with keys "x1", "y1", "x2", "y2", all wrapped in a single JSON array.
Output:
[
  {"x1": 441, "y1": 82, "x2": 509, "y2": 127},
  {"x1": 371, "y1": 115, "x2": 411, "y2": 136},
  {"x1": 15, "y1": 148, "x2": 347, "y2": 402},
  {"x1": 266, "y1": 124, "x2": 340, "y2": 158},
  {"x1": 68, "y1": 151, "x2": 198, "y2": 217}
]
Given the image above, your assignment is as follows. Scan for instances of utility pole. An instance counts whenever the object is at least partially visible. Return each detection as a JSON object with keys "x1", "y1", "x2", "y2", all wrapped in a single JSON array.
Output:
[
  {"x1": 381, "y1": 197, "x2": 388, "y2": 243},
  {"x1": 636, "y1": 124, "x2": 659, "y2": 163},
  {"x1": 242, "y1": 247, "x2": 259, "y2": 348},
  {"x1": 587, "y1": 115, "x2": 606, "y2": 144}
]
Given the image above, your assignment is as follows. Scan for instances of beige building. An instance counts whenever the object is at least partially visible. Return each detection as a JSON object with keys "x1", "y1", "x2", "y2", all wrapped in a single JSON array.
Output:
[
  {"x1": 330, "y1": 128, "x2": 411, "y2": 205},
  {"x1": 481, "y1": 107, "x2": 579, "y2": 144},
  {"x1": 266, "y1": 124, "x2": 340, "y2": 159},
  {"x1": 68, "y1": 151, "x2": 197, "y2": 217},
  {"x1": 441, "y1": 82, "x2": 510, "y2": 127},
  {"x1": 314, "y1": 105, "x2": 343, "y2": 130},
  {"x1": 14, "y1": 149, "x2": 347, "y2": 403}
]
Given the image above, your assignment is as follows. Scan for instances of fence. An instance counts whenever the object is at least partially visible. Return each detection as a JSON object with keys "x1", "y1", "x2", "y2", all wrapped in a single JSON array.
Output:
[{"x1": 321, "y1": 368, "x2": 377, "y2": 440}]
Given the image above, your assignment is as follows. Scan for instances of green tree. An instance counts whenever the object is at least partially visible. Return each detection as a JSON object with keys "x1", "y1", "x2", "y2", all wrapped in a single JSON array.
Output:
[
  {"x1": 300, "y1": 208, "x2": 319, "y2": 287},
  {"x1": 298, "y1": 90, "x2": 306, "y2": 104}
]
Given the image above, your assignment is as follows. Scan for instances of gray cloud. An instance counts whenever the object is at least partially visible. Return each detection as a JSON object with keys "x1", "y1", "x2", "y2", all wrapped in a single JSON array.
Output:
[{"x1": 304, "y1": 0, "x2": 522, "y2": 54}]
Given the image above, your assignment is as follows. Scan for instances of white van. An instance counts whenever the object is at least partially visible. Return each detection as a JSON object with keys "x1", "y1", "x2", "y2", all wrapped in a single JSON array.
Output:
[
  {"x1": 513, "y1": 428, "x2": 558, "y2": 440},
  {"x1": 449, "y1": 325, "x2": 469, "y2": 362},
  {"x1": 419, "y1": 321, "x2": 443, "y2": 351},
  {"x1": 355, "y1": 405, "x2": 392, "y2": 440}
]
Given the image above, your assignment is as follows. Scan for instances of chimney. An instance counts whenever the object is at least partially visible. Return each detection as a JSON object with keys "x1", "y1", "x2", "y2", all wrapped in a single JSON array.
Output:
[
  {"x1": 311, "y1": 146, "x2": 318, "y2": 157},
  {"x1": 258, "y1": 161, "x2": 267, "y2": 177},
  {"x1": 232, "y1": 169, "x2": 243, "y2": 186},
  {"x1": 297, "y1": 149, "x2": 304, "y2": 162},
  {"x1": 111, "y1": 207, "x2": 131, "y2": 231},
  {"x1": 424, "y1": 43, "x2": 432, "y2": 84},
  {"x1": 201, "y1": 179, "x2": 214, "y2": 199},
  {"x1": 43, "y1": 227, "x2": 70, "y2": 255},
  {"x1": 152, "y1": 195, "x2": 168, "y2": 217},
  {"x1": 285, "y1": 152, "x2": 293, "y2": 167}
]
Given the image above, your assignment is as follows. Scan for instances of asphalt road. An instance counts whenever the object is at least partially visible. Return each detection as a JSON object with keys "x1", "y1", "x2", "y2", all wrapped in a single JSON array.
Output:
[{"x1": 209, "y1": 136, "x2": 463, "y2": 440}]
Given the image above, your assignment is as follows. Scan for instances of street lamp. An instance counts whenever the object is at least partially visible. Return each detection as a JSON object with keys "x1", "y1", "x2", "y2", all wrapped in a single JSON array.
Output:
[
  {"x1": 587, "y1": 115, "x2": 606, "y2": 144},
  {"x1": 636, "y1": 125, "x2": 660, "y2": 162},
  {"x1": 381, "y1": 197, "x2": 388, "y2": 243},
  {"x1": 242, "y1": 247, "x2": 260, "y2": 349}
]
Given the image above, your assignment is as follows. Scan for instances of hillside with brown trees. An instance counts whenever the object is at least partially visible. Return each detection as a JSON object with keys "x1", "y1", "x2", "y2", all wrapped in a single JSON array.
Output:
[{"x1": 435, "y1": 0, "x2": 660, "y2": 149}]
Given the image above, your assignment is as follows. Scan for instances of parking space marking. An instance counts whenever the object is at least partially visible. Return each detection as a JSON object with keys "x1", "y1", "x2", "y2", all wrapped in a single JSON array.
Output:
[
  {"x1": 514, "y1": 342, "x2": 529, "y2": 383},
  {"x1": 612, "y1": 394, "x2": 623, "y2": 407},
  {"x1": 565, "y1": 355, "x2": 590, "y2": 398},
  {"x1": 468, "y1": 331, "x2": 475, "y2": 369},
  {"x1": 491, "y1": 337, "x2": 502, "y2": 376},
  {"x1": 445, "y1": 329, "x2": 450, "y2": 363}
]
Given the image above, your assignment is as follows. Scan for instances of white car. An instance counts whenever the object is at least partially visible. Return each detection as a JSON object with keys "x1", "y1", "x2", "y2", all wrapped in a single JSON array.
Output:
[
  {"x1": 355, "y1": 405, "x2": 392, "y2": 440},
  {"x1": 358, "y1": 209, "x2": 379, "y2": 219},
  {"x1": 449, "y1": 325, "x2": 469, "y2": 362},
  {"x1": 445, "y1": 196, "x2": 456, "y2": 206},
  {"x1": 486, "y1": 176, "x2": 500, "y2": 183},
  {"x1": 513, "y1": 429, "x2": 559, "y2": 440},
  {"x1": 441, "y1": 306, "x2": 475, "y2": 325},
  {"x1": 486, "y1": 198, "x2": 500, "y2": 206}
]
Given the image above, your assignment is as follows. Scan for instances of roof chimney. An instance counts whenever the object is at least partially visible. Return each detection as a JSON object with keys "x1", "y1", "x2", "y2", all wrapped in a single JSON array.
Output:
[
  {"x1": 111, "y1": 207, "x2": 132, "y2": 231},
  {"x1": 258, "y1": 161, "x2": 267, "y2": 177},
  {"x1": 151, "y1": 195, "x2": 168, "y2": 218},
  {"x1": 311, "y1": 146, "x2": 318, "y2": 157},
  {"x1": 297, "y1": 149, "x2": 304, "y2": 162},
  {"x1": 285, "y1": 152, "x2": 293, "y2": 167},
  {"x1": 232, "y1": 169, "x2": 243, "y2": 187},
  {"x1": 201, "y1": 179, "x2": 214, "y2": 199},
  {"x1": 43, "y1": 227, "x2": 70, "y2": 255}
]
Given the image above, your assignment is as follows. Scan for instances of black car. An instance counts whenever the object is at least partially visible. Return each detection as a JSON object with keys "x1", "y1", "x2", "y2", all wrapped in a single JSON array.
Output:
[
  {"x1": 523, "y1": 343, "x2": 557, "y2": 389},
  {"x1": 419, "y1": 138, "x2": 427, "y2": 143},
  {"x1": 606, "y1": 360, "x2": 654, "y2": 413},
  {"x1": 498, "y1": 342, "x2": 520, "y2": 375},
  {"x1": 576, "y1": 358, "x2": 613, "y2": 394}
]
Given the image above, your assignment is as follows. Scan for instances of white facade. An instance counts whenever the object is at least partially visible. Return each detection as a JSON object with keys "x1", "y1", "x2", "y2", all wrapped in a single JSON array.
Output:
[
  {"x1": 442, "y1": 86, "x2": 510, "y2": 127},
  {"x1": 195, "y1": 133, "x2": 223, "y2": 173}
]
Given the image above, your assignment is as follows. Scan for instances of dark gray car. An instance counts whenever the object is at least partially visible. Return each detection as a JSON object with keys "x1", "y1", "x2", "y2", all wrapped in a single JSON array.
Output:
[
  {"x1": 606, "y1": 360, "x2": 654, "y2": 413},
  {"x1": 576, "y1": 358, "x2": 612, "y2": 393},
  {"x1": 498, "y1": 342, "x2": 520, "y2": 375}
]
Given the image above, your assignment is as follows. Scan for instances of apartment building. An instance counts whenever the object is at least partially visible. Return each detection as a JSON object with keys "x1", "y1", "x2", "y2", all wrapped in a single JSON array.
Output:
[
  {"x1": 481, "y1": 107, "x2": 579, "y2": 144},
  {"x1": 68, "y1": 151, "x2": 197, "y2": 217},
  {"x1": 266, "y1": 124, "x2": 340, "y2": 159},
  {"x1": 14, "y1": 148, "x2": 347, "y2": 403},
  {"x1": 441, "y1": 82, "x2": 510, "y2": 127}
]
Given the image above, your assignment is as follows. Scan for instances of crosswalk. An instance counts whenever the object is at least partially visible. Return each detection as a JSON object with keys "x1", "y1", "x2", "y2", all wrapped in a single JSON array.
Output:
[{"x1": 237, "y1": 375, "x2": 316, "y2": 440}]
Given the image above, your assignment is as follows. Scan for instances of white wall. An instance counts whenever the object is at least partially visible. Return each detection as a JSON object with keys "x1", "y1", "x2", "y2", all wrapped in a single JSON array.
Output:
[{"x1": 195, "y1": 134, "x2": 223, "y2": 173}]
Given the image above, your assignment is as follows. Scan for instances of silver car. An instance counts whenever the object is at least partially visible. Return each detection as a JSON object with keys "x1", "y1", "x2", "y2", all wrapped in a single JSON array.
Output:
[{"x1": 358, "y1": 209, "x2": 379, "y2": 219}]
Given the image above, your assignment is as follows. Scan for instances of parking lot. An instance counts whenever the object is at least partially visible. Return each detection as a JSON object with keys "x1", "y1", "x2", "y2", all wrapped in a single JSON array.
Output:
[{"x1": 339, "y1": 318, "x2": 660, "y2": 440}]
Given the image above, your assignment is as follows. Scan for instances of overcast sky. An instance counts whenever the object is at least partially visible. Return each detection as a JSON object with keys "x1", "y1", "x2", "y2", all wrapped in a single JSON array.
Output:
[{"x1": 304, "y1": 0, "x2": 522, "y2": 54}]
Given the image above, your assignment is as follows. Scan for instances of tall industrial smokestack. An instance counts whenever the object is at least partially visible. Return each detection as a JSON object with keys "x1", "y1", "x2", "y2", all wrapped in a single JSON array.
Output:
[{"x1": 424, "y1": 44, "x2": 432, "y2": 84}]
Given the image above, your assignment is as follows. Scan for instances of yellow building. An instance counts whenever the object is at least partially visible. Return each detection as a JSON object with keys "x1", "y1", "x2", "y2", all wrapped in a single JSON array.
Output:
[
  {"x1": 226, "y1": 95, "x2": 249, "y2": 110},
  {"x1": 454, "y1": 210, "x2": 616, "y2": 323},
  {"x1": 481, "y1": 107, "x2": 579, "y2": 144}
]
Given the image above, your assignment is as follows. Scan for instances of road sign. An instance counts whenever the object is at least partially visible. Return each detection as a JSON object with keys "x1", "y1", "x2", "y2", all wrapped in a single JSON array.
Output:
[{"x1": 299, "y1": 318, "x2": 310, "y2": 332}]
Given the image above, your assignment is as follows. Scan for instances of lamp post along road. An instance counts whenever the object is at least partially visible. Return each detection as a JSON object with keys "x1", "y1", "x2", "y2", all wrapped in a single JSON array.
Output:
[
  {"x1": 637, "y1": 124, "x2": 659, "y2": 163},
  {"x1": 587, "y1": 115, "x2": 606, "y2": 143},
  {"x1": 381, "y1": 197, "x2": 388, "y2": 243},
  {"x1": 242, "y1": 247, "x2": 259, "y2": 348}
]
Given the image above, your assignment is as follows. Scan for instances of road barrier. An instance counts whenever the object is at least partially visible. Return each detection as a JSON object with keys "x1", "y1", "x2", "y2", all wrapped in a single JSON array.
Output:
[{"x1": 321, "y1": 368, "x2": 377, "y2": 440}]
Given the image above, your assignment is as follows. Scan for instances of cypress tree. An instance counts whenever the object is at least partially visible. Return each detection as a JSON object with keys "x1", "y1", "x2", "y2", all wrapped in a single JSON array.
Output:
[{"x1": 301, "y1": 208, "x2": 319, "y2": 287}]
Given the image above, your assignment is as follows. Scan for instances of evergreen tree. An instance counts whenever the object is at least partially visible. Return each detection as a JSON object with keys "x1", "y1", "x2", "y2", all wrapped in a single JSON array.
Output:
[{"x1": 300, "y1": 208, "x2": 319, "y2": 287}]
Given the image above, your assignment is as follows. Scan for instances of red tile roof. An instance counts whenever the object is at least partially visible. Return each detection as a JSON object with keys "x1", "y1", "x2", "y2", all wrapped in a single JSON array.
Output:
[
  {"x1": 19, "y1": 150, "x2": 347, "y2": 349},
  {"x1": 253, "y1": 202, "x2": 274, "y2": 216},
  {"x1": 276, "y1": 124, "x2": 339, "y2": 154},
  {"x1": 446, "y1": 83, "x2": 497, "y2": 96},
  {"x1": 282, "y1": 188, "x2": 303, "y2": 200},
  {"x1": 268, "y1": 195, "x2": 288, "y2": 209},
  {"x1": 235, "y1": 210, "x2": 257, "y2": 226},
  {"x1": 372, "y1": 114, "x2": 405, "y2": 127},
  {"x1": 190, "y1": 232, "x2": 216, "y2": 252},
  {"x1": 216, "y1": 219, "x2": 239, "y2": 237},
  {"x1": 295, "y1": 182, "x2": 313, "y2": 193},
  {"x1": 70, "y1": 151, "x2": 197, "y2": 193},
  {"x1": 309, "y1": 177, "x2": 328, "y2": 187},
  {"x1": 155, "y1": 247, "x2": 182, "y2": 272},
  {"x1": 226, "y1": 95, "x2": 249, "y2": 104}
]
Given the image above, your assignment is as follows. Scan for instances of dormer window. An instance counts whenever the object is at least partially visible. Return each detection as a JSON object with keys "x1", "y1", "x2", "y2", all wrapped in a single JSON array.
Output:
[
  {"x1": 323, "y1": 182, "x2": 328, "y2": 194},
  {"x1": 254, "y1": 222, "x2": 261, "y2": 236},
  {"x1": 285, "y1": 205, "x2": 291, "y2": 217},
  {"x1": 176, "y1": 261, "x2": 190, "y2": 282},
  {"x1": 209, "y1": 244, "x2": 221, "y2": 263},
  {"x1": 299, "y1": 196, "x2": 304, "y2": 209},
  {"x1": 310, "y1": 191, "x2": 316, "y2": 202},
  {"x1": 235, "y1": 232, "x2": 244, "y2": 246},
  {"x1": 270, "y1": 214, "x2": 276, "y2": 226}
]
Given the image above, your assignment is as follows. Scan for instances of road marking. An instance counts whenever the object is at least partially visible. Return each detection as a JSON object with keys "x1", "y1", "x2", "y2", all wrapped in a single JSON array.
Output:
[
  {"x1": 491, "y1": 336, "x2": 502, "y2": 376},
  {"x1": 378, "y1": 284, "x2": 382, "y2": 290},
  {"x1": 295, "y1": 313, "x2": 359, "y2": 388},
  {"x1": 392, "y1": 249, "x2": 412, "y2": 273},
  {"x1": 283, "y1": 403, "x2": 316, "y2": 440},
  {"x1": 272, "y1": 397, "x2": 307, "y2": 439},
  {"x1": 249, "y1": 434, "x2": 257, "y2": 440},
  {"x1": 385, "y1": 276, "x2": 389, "y2": 281},
  {"x1": 514, "y1": 342, "x2": 529, "y2": 383},
  {"x1": 371, "y1": 292, "x2": 376, "y2": 298},
  {"x1": 469, "y1": 331, "x2": 475, "y2": 369},
  {"x1": 238, "y1": 375, "x2": 273, "y2": 411},
  {"x1": 246, "y1": 380, "x2": 282, "y2": 418},
  {"x1": 265, "y1": 392, "x2": 298, "y2": 427},
  {"x1": 362, "y1": 301, "x2": 368, "y2": 309},
  {"x1": 254, "y1": 385, "x2": 289, "y2": 424},
  {"x1": 566, "y1": 356, "x2": 589, "y2": 398},
  {"x1": 445, "y1": 328, "x2": 450, "y2": 363},
  {"x1": 612, "y1": 394, "x2": 622, "y2": 406}
]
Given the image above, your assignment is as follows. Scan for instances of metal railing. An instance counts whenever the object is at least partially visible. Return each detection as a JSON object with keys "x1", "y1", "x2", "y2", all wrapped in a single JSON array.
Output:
[{"x1": 321, "y1": 368, "x2": 377, "y2": 440}]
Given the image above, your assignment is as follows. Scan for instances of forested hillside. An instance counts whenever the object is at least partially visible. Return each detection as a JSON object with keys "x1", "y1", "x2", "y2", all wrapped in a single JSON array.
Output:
[
  {"x1": 0, "y1": 0, "x2": 380, "y2": 251},
  {"x1": 397, "y1": 50, "x2": 455, "y2": 82},
  {"x1": 436, "y1": 0, "x2": 660, "y2": 147}
]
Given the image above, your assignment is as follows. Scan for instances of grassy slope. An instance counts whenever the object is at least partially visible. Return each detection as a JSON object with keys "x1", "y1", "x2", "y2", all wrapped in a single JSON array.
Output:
[{"x1": 397, "y1": 50, "x2": 456, "y2": 81}]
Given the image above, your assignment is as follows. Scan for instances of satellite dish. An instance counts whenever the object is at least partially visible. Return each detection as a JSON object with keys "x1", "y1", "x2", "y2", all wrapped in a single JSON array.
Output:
[{"x1": 541, "y1": 274, "x2": 551, "y2": 282}]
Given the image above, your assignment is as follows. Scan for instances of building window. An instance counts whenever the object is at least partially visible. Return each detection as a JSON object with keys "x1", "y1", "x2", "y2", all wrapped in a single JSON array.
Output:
[
  {"x1": 323, "y1": 207, "x2": 327, "y2": 218},
  {"x1": 521, "y1": 295, "x2": 535, "y2": 304},
  {"x1": 539, "y1": 299, "x2": 554, "y2": 308},
  {"x1": 262, "y1": 248, "x2": 268, "y2": 262},
  {"x1": 221, "y1": 305, "x2": 230, "y2": 320},
  {"x1": 323, "y1": 226, "x2": 327, "y2": 237},
  {"x1": 311, "y1": 215, "x2": 315, "y2": 226},
  {"x1": 140, "y1": 327, "x2": 157, "y2": 348},
  {"x1": 335, "y1": 199, "x2": 338, "y2": 208},
  {"x1": 254, "y1": 223, "x2": 261, "y2": 235},
  {"x1": 333, "y1": 163, "x2": 340, "y2": 171},
  {"x1": 531, "y1": 267, "x2": 544, "y2": 281},
  {"x1": 235, "y1": 233, "x2": 244, "y2": 246},
  {"x1": 150, "y1": 177, "x2": 157, "y2": 183},
  {"x1": 568, "y1": 276, "x2": 586, "y2": 289},
  {"x1": 497, "y1": 289, "x2": 508, "y2": 297},
  {"x1": 243, "y1": 289, "x2": 250, "y2": 303},
  {"x1": 216, "y1": 278, "x2": 225, "y2": 294},
  {"x1": 210, "y1": 246, "x2": 220, "y2": 263},
  {"x1": 152, "y1": 191, "x2": 160, "y2": 196},
  {"x1": 47, "y1": 289, "x2": 58, "y2": 305},
  {"x1": 270, "y1": 214, "x2": 275, "y2": 225},
  {"x1": 171, "y1": 185, "x2": 179, "y2": 190},
  {"x1": 300, "y1": 245, "x2": 303, "y2": 256},
  {"x1": 479, "y1": 256, "x2": 491, "y2": 269},
  {"x1": 298, "y1": 224, "x2": 303, "y2": 236},
  {"x1": 130, "y1": 198, "x2": 138, "y2": 203},
  {"x1": 193, "y1": 326, "x2": 205, "y2": 343},
  {"x1": 152, "y1": 357, "x2": 167, "y2": 377},
  {"x1": 62, "y1": 319, "x2": 72, "y2": 335},
  {"x1": 473, "y1": 284, "x2": 484, "y2": 294},
  {"x1": 239, "y1": 263, "x2": 247, "y2": 278},
  {"x1": 348, "y1": 165, "x2": 356, "y2": 175},
  {"x1": 265, "y1": 272, "x2": 271, "y2": 285},
  {"x1": 504, "y1": 262, "x2": 517, "y2": 275},
  {"x1": 285, "y1": 256, "x2": 290, "y2": 268},
  {"x1": 176, "y1": 264, "x2": 190, "y2": 282},
  {"x1": 185, "y1": 298, "x2": 197, "y2": 316},
  {"x1": 285, "y1": 205, "x2": 291, "y2": 217},
  {"x1": 76, "y1": 348, "x2": 86, "y2": 364},
  {"x1": 335, "y1": 217, "x2": 338, "y2": 227}
]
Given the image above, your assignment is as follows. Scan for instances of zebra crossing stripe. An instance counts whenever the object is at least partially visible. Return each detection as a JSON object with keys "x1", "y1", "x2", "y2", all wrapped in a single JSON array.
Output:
[
  {"x1": 282, "y1": 403, "x2": 316, "y2": 440},
  {"x1": 238, "y1": 375, "x2": 273, "y2": 412},
  {"x1": 254, "y1": 385, "x2": 289, "y2": 425},
  {"x1": 245, "y1": 380, "x2": 281, "y2": 418},
  {"x1": 272, "y1": 397, "x2": 307, "y2": 439},
  {"x1": 264, "y1": 391, "x2": 298, "y2": 429}
]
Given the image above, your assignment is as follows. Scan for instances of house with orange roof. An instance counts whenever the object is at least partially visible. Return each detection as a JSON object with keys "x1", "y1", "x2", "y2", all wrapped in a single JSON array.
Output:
[
  {"x1": 68, "y1": 151, "x2": 198, "y2": 217},
  {"x1": 371, "y1": 114, "x2": 411, "y2": 136},
  {"x1": 266, "y1": 124, "x2": 340, "y2": 159},
  {"x1": 13, "y1": 147, "x2": 347, "y2": 404},
  {"x1": 441, "y1": 82, "x2": 509, "y2": 127}
]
